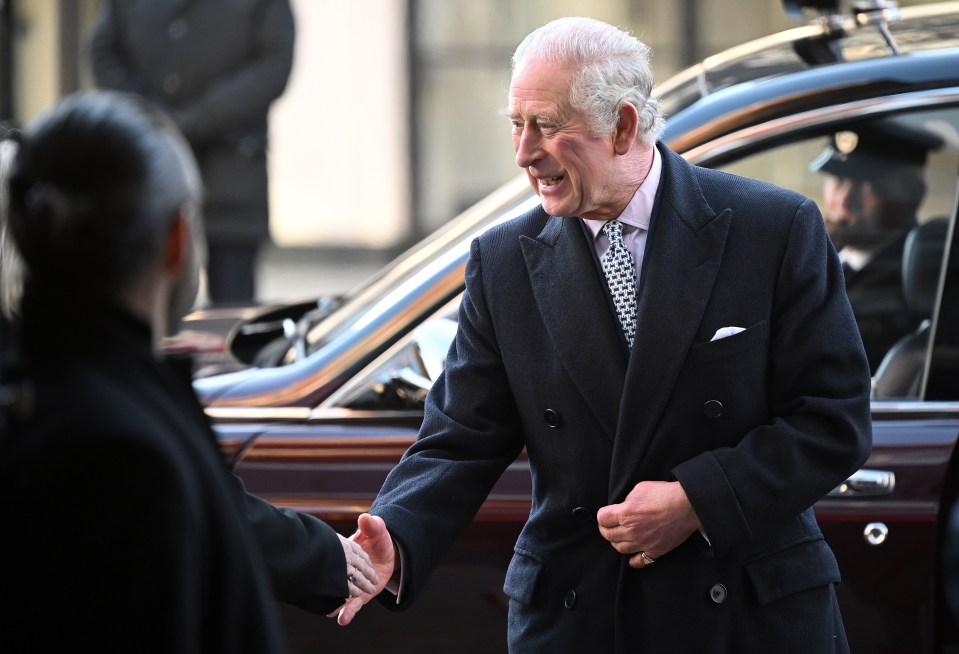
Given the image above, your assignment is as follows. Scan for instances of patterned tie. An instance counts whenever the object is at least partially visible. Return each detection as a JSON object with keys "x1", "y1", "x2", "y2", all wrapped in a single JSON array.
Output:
[{"x1": 601, "y1": 220, "x2": 638, "y2": 350}]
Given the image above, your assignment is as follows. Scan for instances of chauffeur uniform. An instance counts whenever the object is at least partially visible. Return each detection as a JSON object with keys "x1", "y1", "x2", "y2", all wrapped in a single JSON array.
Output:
[{"x1": 370, "y1": 144, "x2": 872, "y2": 652}]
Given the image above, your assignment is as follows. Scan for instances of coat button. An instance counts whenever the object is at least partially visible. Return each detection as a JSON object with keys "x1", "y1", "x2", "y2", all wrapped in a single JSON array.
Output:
[
  {"x1": 544, "y1": 409, "x2": 561, "y2": 428},
  {"x1": 564, "y1": 589, "x2": 577, "y2": 609},
  {"x1": 709, "y1": 583, "x2": 727, "y2": 604},
  {"x1": 572, "y1": 507, "x2": 591, "y2": 522},
  {"x1": 704, "y1": 400, "x2": 723, "y2": 418}
]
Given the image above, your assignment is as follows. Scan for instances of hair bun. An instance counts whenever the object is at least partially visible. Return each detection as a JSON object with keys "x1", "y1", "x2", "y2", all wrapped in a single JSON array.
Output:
[{"x1": 10, "y1": 180, "x2": 91, "y2": 273}]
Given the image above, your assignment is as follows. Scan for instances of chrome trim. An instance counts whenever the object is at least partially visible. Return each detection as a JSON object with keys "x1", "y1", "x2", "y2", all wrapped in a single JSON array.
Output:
[
  {"x1": 683, "y1": 87, "x2": 959, "y2": 166},
  {"x1": 870, "y1": 401, "x2": 959, "y2": 414},
  {"x1": 205, "y1": 406, "x2": 313, "y2": 421},
  {"x1": 829, "y1": 469, "x2": 896, "y2": 497},
  {"x1": 205, "y1": 405, "x2": 424, "y2": 423},
  {"x1": 185, "y1": 306, "x2": 262, "y2": 322},
  {"x1": 307, "y1": 407, "x2": 423, "y2": 422}
]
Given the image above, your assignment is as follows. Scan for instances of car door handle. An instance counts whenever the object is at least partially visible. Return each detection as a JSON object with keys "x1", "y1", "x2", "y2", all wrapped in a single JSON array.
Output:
[{"x1": 827, "y1": 469, "x2": 896, "y2": 497}]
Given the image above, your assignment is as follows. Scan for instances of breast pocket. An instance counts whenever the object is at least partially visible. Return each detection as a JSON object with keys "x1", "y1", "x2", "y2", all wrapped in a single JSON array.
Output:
[{"x1": 688, "y1": 320, "x2": 768, "y2": 366}]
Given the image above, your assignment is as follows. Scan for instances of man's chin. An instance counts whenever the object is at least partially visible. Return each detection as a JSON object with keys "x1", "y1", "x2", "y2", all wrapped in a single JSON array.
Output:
[{"x1": 540, "y1": 198, "x2": 574, "y2": 218}]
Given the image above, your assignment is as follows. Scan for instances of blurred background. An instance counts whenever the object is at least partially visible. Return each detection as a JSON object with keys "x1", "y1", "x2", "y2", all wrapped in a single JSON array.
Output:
[{"x1": 0, "y1": 0, "x2": 937, "y2": 302}]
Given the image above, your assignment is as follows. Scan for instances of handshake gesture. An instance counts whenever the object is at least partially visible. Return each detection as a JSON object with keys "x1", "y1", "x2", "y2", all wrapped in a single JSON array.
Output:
[{"x1": 331, "y1": 514, "x2": 397, "y2": 625}]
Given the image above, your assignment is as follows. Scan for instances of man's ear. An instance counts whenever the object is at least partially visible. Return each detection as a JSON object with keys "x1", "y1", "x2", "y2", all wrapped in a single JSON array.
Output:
[
  {"x1": 613, "y1": 101, "x2": 640, "y2": 155},
  {"x1": 163, "y1": 212, "x2": 189, "y2": 274}
]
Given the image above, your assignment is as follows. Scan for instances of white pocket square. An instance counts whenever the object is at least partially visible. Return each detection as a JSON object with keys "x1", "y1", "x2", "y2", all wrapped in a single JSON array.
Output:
[{"x1": 711, "y1": 326, "x2": 746, "y2": 342}]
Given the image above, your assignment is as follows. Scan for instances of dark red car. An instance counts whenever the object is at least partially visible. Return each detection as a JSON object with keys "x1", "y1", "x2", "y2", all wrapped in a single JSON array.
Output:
[{"x1": 188, "y1": 1, "x2": 959, "y2": 651}]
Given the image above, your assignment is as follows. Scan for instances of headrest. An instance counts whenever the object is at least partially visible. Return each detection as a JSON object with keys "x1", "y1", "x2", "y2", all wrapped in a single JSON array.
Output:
[{"x1": 902, "y1": 218, "x2": 949, "y2": 318}]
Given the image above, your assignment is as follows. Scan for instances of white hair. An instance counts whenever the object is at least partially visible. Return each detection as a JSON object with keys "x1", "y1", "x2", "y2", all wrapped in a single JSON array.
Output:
[{"x1": 512, "y1": 17, "x2": 666, "y2": 147}]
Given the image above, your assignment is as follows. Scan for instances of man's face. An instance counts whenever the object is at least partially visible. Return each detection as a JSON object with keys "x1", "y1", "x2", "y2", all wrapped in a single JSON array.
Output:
[
  {"x1": 508, "y1": 59, "x2": 622, "y2": 221},
  {"x1": 822, "y1": 175, "x2": 886, "y2": 250}
]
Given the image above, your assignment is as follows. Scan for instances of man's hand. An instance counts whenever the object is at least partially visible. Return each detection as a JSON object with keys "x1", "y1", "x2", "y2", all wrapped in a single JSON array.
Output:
[
  {"x1": 596, "y1": 481, "x2": 701, "y2": 568},
  {"x1": 329, "y1": 513, "x2": 396, "y2": 626},
  {"x1": 337, "y1": 533, "x2": 379, "y2": 597}
]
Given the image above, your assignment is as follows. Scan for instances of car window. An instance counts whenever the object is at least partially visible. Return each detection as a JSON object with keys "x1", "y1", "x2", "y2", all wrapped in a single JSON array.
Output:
[
  {"x1": 321, "y1": 297, "x2": 461, "y2": 411},
  {"x1": 716, "y1": 107, "x2": 959, "y2": 399}
]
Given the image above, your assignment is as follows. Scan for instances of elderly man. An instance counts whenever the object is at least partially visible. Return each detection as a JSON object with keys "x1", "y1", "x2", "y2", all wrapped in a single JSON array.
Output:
[{"x1": 338, "y1": 17, "x2": 872, "y2": 653}]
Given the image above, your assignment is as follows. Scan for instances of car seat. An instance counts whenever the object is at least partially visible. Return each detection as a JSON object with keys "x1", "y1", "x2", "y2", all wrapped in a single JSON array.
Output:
[{"x1": 871, "y1": 218, "x2": 949, "y2": 399}]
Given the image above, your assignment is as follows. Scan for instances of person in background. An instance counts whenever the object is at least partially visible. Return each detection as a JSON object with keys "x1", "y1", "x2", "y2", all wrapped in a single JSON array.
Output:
[
  {"x1": 89, "y1": 0, "x2": 295, "y2": 306},
  {"x1": 0, "y1": 91, "x2": 376, "y2": 652},
  {"x1": 810, "y1": 124, "x2": 941, "y2": 372},
  {"x1": 335, "y1": 16, "x2": 872, "y2": 653}
]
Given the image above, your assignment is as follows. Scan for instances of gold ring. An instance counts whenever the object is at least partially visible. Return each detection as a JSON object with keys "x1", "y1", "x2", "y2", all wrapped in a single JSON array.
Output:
[{"x1": 640, "y1": 551, "x2": 656, "y2": 566}]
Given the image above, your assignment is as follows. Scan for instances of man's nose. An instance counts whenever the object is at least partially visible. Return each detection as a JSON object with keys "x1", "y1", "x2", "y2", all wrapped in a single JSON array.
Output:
[
  {"x1": 514, "y1": 128, "x2": 541, "y2": 169},
  {"x1": 831, "y1": 178, "x2": 857, "y2": 217}
]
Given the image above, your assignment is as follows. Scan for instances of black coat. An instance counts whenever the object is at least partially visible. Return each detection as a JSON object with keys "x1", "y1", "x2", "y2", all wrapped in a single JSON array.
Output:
[
  {"x1": 0, "y1": 298, "x2": 290, "y2": 652},
  {"x1": 89, "y1": 0, "x2": 295, "y2": 246},
  {"x1": 370, "y1": 145, "x2": 873, "y2": 653}
]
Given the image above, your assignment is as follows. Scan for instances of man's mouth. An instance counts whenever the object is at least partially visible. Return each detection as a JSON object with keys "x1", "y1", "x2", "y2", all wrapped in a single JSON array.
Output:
[{"x1": 539, "y1": 176, "x2": 563, "y2": 187}]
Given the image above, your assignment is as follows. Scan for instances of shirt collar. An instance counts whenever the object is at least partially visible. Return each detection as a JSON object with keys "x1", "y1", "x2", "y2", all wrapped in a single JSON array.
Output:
[{"x1": 582, "y1": 144, "x2": 662, "y2": 239}]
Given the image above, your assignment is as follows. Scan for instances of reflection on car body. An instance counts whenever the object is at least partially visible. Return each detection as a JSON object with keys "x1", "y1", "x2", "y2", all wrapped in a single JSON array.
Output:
[{"x1": 186, "y1": 1, "x2": 959, "y2": 651}]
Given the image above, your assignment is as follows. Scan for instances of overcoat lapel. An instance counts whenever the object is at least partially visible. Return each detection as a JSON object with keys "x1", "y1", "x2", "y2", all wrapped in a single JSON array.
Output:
[
  {"x1": 608, "y1": 148, "x2": 731, "y2": 502},
  {"x1": 521, "y1": 214, "x2": 626, "y2": 441}
]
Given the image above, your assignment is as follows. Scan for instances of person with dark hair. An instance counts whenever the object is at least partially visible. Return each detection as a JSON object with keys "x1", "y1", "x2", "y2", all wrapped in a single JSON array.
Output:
[
  {"x1": 0, "y1": 91, "x2": 376, "y2": 652},
  {"x1": 811, "y1": 123, "x2": 942, "y2": 372},
  {"x1": 89, "y1": 0, "x2": 295, "y2": 305},
  {"x1": 337, "y1": 17, "x2": 872, "y2": 653}
]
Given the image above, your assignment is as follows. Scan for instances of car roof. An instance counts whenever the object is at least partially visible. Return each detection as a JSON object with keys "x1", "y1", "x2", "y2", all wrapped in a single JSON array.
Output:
[
  {"x1": 659, "y1": 1, "x2": 959, "y2": 149},
  {"x1": 657, "y1": 1, "x2": 959, "y2": 115}
]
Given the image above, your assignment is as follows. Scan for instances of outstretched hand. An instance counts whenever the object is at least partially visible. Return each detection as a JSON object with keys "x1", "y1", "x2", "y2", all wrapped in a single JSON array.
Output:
[
  {"x1": 596, "y1": 480, "x2": 701, "y2": 568},
  {"x1": 329, "y1": 513, "x2": 396, "y2": 626}
]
